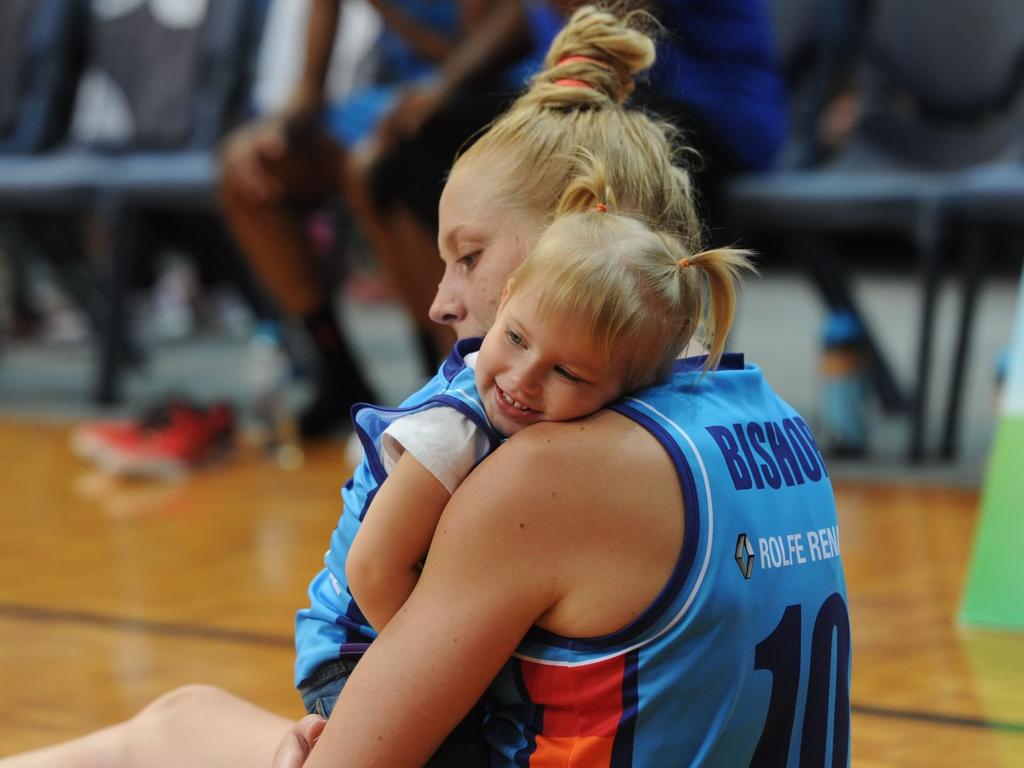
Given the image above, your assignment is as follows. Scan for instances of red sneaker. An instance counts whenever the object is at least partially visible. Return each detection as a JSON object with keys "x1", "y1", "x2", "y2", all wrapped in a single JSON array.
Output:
[
  {"x1": 85, "y1": 401, "x2": 235, "y2": 480},
  {"x1": 70, "y1": 397, "x2": 194, "y2": 464},
  {"x1": 70, "y1": 419, "x2": 140, "y2": 463}
]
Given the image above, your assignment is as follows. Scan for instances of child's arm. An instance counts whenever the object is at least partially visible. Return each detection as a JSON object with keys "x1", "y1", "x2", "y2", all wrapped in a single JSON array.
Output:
[{"x1": 346, "y1": 451, "x2": 452, "y2": 632}]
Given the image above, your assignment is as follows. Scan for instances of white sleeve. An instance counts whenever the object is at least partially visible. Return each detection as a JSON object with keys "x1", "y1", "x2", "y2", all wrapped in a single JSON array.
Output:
[{"x1": 380, "y1": 407, "x2": 492, "y2": 494}]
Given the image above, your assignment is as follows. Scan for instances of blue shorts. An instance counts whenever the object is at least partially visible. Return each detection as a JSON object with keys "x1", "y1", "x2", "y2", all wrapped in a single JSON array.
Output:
[
  {"x1": 297, "y1": 655, "x2": 361, "y2": 718},
  {"x1": 324, "y1": 86, "x2": 401, "y2": 149}
]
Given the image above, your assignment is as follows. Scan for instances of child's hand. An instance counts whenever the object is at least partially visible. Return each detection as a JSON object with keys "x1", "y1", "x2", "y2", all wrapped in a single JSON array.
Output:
[{"x1": 271, "y1": 714, "x2": 327, "y2": 768}]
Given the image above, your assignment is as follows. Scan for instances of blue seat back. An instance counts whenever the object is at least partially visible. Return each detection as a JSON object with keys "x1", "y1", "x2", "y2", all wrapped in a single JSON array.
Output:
[
  {"x1": 857, "y1": 0, "x2": 1024, "y2": 168},
  {"x1": 68, "y1": 0, "x2": 255, "y2": 152}
]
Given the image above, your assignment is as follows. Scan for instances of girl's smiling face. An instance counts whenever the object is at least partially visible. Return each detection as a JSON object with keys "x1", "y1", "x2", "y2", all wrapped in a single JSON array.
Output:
[
  {"x1": 431, "y1": 162, "x2": 540, "y2": 340},
  {"x1": 474, "y1": 284, "x2": 630, "y2": 437}
]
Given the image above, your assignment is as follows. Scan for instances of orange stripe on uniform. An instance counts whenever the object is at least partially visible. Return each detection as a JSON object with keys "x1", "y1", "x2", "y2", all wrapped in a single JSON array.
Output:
[
  {"x1": 520, "y1": 655, "x2": 626, "y2": 767},
  {"x1": 528, "y1": 736, "x2": 617, "y2": 768}
]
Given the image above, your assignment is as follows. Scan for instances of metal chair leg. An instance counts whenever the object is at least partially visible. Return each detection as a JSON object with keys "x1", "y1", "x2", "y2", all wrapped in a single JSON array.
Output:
[
  {"x1": 795, "y1": 233, "x2": 911, "y2": 415},
  {"x1": 96, "y1": 195, "x2": 138, "y2": 405},
  {"x1": 909, "y1": 204, "x2": 943, "y2": 462},
  {"x1": 941, "y1": 224, "x2": 987, "y2": 459}
]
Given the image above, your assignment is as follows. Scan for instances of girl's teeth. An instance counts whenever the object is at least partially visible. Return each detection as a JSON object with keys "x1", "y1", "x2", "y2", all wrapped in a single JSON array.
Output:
[{"x1": 501, "y1": 391, "x2": 529, "y2": 411}]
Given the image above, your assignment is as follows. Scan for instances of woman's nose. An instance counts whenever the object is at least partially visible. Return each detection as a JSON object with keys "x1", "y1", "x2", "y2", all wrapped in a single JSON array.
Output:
[{"x1": 429, "y1": 279, "x2": 466, "y2": 327}]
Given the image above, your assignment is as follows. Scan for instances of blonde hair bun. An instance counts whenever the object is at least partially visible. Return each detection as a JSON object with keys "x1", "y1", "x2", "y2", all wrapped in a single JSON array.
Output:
[
  {"x1": 537, "y1": 5, "x2": 657, "y2": 107},
  {"x1": 456, "y1": 3, "x2": 702, "y2": 256}
]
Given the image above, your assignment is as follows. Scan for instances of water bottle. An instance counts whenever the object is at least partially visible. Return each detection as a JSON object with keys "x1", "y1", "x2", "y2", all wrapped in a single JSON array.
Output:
[
  {"x1": 819, "y1": 310, "x2": 869, "y2": 457},
  {"x1": 247, "y1": 321, "x2": 304, "y2": 470}
]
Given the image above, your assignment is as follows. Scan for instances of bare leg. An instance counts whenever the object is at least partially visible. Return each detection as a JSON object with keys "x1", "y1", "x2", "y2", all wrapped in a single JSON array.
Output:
[
  {"x1": 0, "y1": 686, "x2": 292, "y2": 768},
  {"x1": 219, "y1": 128, "x2": 342, "y2": 318},
  {"x1": 342, "y1": 144, "x2": 452, "y2": 360},
  {"x1": 219, "y1": 123, "x2": 376, "y2": 437}
]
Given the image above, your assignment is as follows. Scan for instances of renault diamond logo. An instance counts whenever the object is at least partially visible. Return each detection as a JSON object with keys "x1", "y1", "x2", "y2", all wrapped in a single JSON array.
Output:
[{"x1": 735, "y1": 533, "x2": 754, "y2": 579}]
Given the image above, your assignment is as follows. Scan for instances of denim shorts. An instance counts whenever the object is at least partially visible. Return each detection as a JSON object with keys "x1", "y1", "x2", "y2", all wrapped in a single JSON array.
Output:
[
  {"x1": 297, "y1": 655, "x2": 361, "y2": 718},
  {"x1": 297, "y1": 655, "x2": 490, "y2": 766}
]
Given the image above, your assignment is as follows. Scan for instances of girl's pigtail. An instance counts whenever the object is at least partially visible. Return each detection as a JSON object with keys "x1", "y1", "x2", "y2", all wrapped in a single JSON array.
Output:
[{"x1": 681, "y1": 246, "x2": 757, "y2": 370}]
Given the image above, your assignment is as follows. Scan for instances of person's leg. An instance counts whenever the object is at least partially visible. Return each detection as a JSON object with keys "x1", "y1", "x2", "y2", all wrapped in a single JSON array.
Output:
[
  {"x1": 355, "y1": 86, "x2": 519, "y2": 367},
  {"x1": 389, "y1": 206, "x2": 455, "y2": 360},
  {"x1": 341, "y1": 142, "x2": 452, "y2": 372},
  {"x1": 0, "y1": 685, "x2": 292, "y2": 768},
  {"x1": 220, "y1": 123, "x2": 376, "y2": 438}
]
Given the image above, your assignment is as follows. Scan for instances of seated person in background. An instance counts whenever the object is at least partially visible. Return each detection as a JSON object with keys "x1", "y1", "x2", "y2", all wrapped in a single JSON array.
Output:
[{"x1": 220, "y1": 0, "x2": 531, "y2": 439}]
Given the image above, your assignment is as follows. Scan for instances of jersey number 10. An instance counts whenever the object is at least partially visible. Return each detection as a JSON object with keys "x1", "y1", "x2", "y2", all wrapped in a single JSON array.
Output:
[{"x1": 750, "y1": 592, "x2": 850, "y2": 767}]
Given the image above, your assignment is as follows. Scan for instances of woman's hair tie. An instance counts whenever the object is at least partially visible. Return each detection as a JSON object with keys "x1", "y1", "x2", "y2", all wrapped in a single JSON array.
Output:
[
  {"x1": 554, "y1": 54, "x2": 607, "y2": 90},
  {"x1": 678, "y1": 257, "x2": 691, "y2": 271},
  {"x1": 556, "y1": 54, "x2": 606, "y2": 68},
  {"x1": 594, "y1": 203, "x2": 608, "y2": 212},
  {"x1": 554, "y1": 78, "x2": 596, "y2": 90}
]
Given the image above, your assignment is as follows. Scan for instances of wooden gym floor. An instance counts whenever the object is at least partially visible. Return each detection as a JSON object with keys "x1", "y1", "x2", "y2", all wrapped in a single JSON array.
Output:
[{"x1": 1, "y1": 419, "x2": 1022, "y2": 765}]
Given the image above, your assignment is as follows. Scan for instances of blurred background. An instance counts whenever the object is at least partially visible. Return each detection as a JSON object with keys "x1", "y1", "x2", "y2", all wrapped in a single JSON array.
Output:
[
  {"x1": 1, "y1": 0, "x2": 1023, "y2": 762},
  {"x1": 0, "y1": 0, "x2": 1019, "y2": 484}
]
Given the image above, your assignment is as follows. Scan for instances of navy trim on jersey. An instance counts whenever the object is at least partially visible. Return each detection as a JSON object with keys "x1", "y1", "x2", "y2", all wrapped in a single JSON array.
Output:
[
  {"x1": 672, "y1": 351, "x2": 745, "y2": 373},
  {"x1": 335, "y1": 611, "x2": 370, "y2": 633},
  {"x1": 521, "y1": 402, "x2": 700, "y2": 653},
  {"x1": 297, "y1": 340, "x2": 497, "y2": 689},
  {"x1": 610, "y1": 650, "x2": 640, "y2": 767},
  {"x1": 350, "y1": 337, "x2": 497, "y2": 486},
  {"x1": 353, "y1": 410, "x2": 390, "y2": 484},
  {"x1": 354, "y1": 475, "x2": 379, "y2": 522},
  {"x1": 512, "y1": 661, "x2": 542, "y2": 766},
  {"x1": 338, "y1": 642, "x2": 370, "y2": 654},
  {"x1": 444, "y1": 336, "x2": 484, "y2": 380}
]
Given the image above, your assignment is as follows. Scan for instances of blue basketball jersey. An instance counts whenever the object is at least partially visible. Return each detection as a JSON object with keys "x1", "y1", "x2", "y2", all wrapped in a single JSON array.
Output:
[
  {"x1": 294, "y1": 338, "x2": 503, "y2": 687},
  {"x1": 484, "y1": 353, "x2": 851, "y2": 767}
]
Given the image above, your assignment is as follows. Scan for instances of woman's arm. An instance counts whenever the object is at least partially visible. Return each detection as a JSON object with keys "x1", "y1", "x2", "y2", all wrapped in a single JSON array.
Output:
[
  {"x1": 286, "y1": 0, "x2": 343, "y2": 117},
  {"x1": 346, "y1": 452, "x2": 452, "y2": 632},
  {"x1": 371, "y1": 0, "x2": 529, "y2": 148},
  {"x1": 303, "y1": 431, "x2": 568, "y2": 768},
  {"x1": 363, "y1": 0, "x2": 480, "y2": 64},
  {"x1": 302, "y1": 411, "x2": 681, "y2": 767}
]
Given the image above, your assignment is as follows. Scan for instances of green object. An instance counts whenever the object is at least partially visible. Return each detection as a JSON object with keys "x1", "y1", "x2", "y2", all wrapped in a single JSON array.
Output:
[
  {"x1": 961, "y1": 415, "x2": 1024, "y2": 629},
  {"x1": 961, "y1": 268, "x2": 1024, "y2": 630}
]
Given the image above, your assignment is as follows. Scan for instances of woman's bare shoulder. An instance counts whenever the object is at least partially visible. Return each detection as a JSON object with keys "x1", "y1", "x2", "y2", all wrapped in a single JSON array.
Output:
[
  {"x1": 444, "y1": 409, "x2": 675, "y2": 548},
  {"x1": 500, "y1": 409, "x2": 670, "y2": 477},
  {"x1": 465, "y1": 410, "x2": 684, "y2": 636}
]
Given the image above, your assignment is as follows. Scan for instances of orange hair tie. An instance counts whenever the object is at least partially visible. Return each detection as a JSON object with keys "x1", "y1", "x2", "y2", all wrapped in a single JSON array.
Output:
[
  {"x1": 678, "y1": 258, "x2": 691, "y2": 270},
  {"x1": 556, "y1": 54, "x2": 606, "y2": 67},
  {"x1": 554, "y1": 78, "x2": 595, "y2": 90},
  {"x1": 554, "y1": 55, "x2": 607, "y2": 90},
  {"x1": 595, "y1": 203, "x2": 608, "y2": 212}
]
